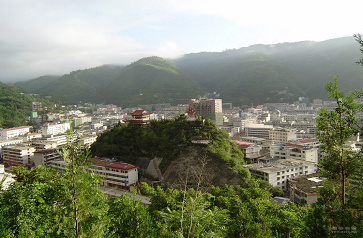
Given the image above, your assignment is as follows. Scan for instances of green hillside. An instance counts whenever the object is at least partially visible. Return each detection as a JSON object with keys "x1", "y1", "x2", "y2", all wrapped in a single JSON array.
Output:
[
  {"x1": 98, "y1": 56, "x2": 204, "y2": 107},
  {"x1": 0, "y1": 82, "x2": 53, "y2": 127},
  {"x1": 14, "y1": 75, "x2": 60, "y2": 93}
]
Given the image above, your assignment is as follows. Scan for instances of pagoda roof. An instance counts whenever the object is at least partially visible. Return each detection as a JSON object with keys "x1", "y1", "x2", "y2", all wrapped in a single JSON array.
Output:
[{"x1": 129, "y1": 110, "x2": 152, "y2": 116}]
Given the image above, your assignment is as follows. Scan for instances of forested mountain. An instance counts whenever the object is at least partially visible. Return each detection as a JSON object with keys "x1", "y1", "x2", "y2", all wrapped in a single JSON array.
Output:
[
  {"x1": 0, "y1": 82, "x2": 53, "y2": 127},
  {"x1": 172, "y1": 36, "x2": 363, "y2": 106},
  {"x1": 13, "y1": 36, "x2": 363, "y2": 107},
  {"x1": 98, "y1": 56, "x2": 204, "y2": 107}
]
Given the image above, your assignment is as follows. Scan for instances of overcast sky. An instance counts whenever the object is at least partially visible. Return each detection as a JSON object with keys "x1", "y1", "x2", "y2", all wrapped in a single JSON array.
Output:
[{"x1": 1, "y1": 0, "x2": 362, "y2": 83}]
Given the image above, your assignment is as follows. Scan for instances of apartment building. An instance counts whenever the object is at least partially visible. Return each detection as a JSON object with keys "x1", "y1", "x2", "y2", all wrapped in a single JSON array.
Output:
[
  {"x1": 41, "y1": 122, "x2": 70, "y2": 136},
  {"x1": 2, "y1": 145, "x2": 36, "y2": 168},
  {"x1": 189, "y1": 98, "x2": 223, "y2": 125},
  {"x1": 270, "y1": 142, "x2": 319, "y2": 163},
  {"x1": 269, "y1": 128, "x2": 297, "y2": 144},
  {"x1": 0, "y1": 126, "x2": 30, "y2": 140},
  {"x1": 244, "y1": 158, "x2": 317, "y2": 191}
]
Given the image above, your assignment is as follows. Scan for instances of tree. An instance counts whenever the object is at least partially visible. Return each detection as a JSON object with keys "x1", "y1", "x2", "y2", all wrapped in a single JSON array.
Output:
[
  {"x1": 0, "y1": 132, "x2": 111, "y2": 237},
  {"x1": 354, "y1": 33, "x2": 363, "y2": 65},
  {"x1": 316, "y1": 76, "x2": 363, "y2": 232}
]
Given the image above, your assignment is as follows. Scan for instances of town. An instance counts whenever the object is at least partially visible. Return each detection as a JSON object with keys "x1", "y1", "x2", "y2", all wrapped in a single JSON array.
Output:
[{"x1": 2, "y1": 95, "x2": 359, "y2": 207}]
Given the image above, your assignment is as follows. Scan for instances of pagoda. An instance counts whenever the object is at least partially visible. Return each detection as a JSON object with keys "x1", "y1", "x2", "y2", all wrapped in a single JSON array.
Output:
[{"x1": 123, "y1": 110, "x2": 152, "y2": 126}]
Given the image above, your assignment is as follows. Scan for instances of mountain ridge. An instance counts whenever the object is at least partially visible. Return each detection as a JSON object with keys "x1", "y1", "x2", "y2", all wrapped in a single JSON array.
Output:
[{"x1": 12, "y1": 36, "x2": 363, "y2": 107}]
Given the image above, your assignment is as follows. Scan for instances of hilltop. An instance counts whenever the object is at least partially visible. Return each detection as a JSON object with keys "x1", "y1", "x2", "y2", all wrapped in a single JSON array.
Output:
[{"x1": 90, "y1": 115, "x2": 251, "y2": 188}]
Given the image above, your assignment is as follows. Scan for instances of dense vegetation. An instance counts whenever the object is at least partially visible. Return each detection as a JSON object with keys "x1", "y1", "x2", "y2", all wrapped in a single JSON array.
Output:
[
  {"x1": 0, "y1": 82, "x2": 54, "y2": 127},
  {"x1": 90, "y1": 115, "x2": 248, "y2": 177}
]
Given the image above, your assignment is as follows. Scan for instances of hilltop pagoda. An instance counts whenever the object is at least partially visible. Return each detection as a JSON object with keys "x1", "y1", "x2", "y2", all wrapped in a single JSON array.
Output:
[{"x1": 123, "y1": 110, "x2": 152, "y2": 126}]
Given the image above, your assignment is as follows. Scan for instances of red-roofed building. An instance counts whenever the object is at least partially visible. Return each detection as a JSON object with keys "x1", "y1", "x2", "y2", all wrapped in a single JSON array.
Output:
[
  {"x1": 234, "y1": 140, "x2": 262, "y2": 163},
  {"x1": 89, "y1": 158, "x2": 139, "y2": 190},
  {"x1": 50, "y1": 158, "x2": 139, "y2": 190},
  {"x1": 123, "y1": 110, "x2": 152, "y2": 126}
]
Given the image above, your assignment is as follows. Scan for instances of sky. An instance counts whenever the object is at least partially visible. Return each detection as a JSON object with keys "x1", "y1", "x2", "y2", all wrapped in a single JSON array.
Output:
[{"x1": 0, "y1": 0, "x2": 362, "y2": 83}]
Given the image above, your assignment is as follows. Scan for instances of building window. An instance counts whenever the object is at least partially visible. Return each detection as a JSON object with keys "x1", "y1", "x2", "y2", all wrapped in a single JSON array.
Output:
[
  {"x1": 277, "y1": 182, "x2": 280, "y2": 185},
  {"x1": 277, "y1": 177, "x2": 280, "y2": 180},
  {"x1": 282, "y1": 176, "x2": 285, "y2": 179},
  {"x1": 277, "y1": 172, "x2": 280, "y2": 175}
]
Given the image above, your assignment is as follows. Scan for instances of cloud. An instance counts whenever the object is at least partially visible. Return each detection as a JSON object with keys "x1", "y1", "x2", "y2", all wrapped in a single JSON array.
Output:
[{"x1": 0, "y1": 0, "x2": 361, "y2": 82}]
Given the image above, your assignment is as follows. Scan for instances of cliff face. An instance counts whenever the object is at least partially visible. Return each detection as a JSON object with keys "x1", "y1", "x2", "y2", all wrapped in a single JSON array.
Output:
[{"x1": 162, "y1": 149, "x2": 245, "y2": 189}]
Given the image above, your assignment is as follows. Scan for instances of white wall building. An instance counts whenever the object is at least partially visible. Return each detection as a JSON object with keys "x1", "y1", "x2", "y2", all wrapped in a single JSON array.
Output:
[
  {"x1": 244, "y1": 123, "x2": 273, "y2": 138},
  {"x1": 41, "y1": 122, "x2": 70, "y2": 136},
  {"x1": 244, "y1": 158, "x2": 317, "y2": 191},
  {"x1": 270, "y1": 143, "x2": 319, "y2": 163},
  {"x1": 0, "y1": 126, "x2": 30, "y2": 140}
]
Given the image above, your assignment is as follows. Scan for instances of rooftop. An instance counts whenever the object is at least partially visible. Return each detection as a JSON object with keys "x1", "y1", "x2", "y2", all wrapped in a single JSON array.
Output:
[{"x1": 288, "y1": 173, "x2": 324, "y2": 194}]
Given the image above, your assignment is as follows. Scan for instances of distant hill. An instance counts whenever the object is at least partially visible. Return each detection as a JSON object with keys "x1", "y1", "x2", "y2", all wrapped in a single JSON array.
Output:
[
  {"x1": 98, "y1": 56, "x2": 204, "y2": 107},
  {"x1": 172, "y1": 36, "x2": 363, "y2": 106},
  {"x1": 13, "y1": 36, "x2": 363, "y2": 107},
  {"x1": 15, "y1": 65, "x2": 125, "y2": 104}
]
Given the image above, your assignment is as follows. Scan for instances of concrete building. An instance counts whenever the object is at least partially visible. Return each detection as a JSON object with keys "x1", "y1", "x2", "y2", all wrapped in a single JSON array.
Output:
[
  {"x1": 244, "y1": 158, "x2": 317, "y2": 191},
  {"x1": 0, "y1": 126, "x2": 30, "y2": 140},
  {"x1": 288, "y1": 173, "x2": 324, "y2": 205},
  {"x1": 41, "y1": 122, "x2": 70, "y2": 136},
  {"x1": 2, "y1": 145, "x2": 36, "y2": 169},
  {"x1": 189, "y1": 98, "x2": 223, "y2": 126},
  {"x1": 269, "y1": 128, "x2": 297, "y2": 144},
  {"x1": 33, "y1": 149, "x2": 62, "y2": 167},
  {"x1": 243, "y1": 123, "x2": 273, "y2": 138},
  {"x1": 270, "y1": 142, "x2": 319, "y2": 163}
]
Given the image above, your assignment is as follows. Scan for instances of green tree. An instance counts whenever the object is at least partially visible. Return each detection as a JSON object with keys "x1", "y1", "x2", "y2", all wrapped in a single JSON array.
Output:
[
  {"x1": 0, "y1": 132, "x2": 111, "y2": 237},
  {"x1": 108, "y1": 192, "x2": 156, "y2": 237},
  {"x1": 316, "y1": 76, "x2": 363, "y2": 233}
]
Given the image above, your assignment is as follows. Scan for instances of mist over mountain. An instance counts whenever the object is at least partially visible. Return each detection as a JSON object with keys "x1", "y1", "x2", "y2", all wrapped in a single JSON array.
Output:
[{"x1": 13, "y1": 36, "x2": 363, "y2": 107}]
